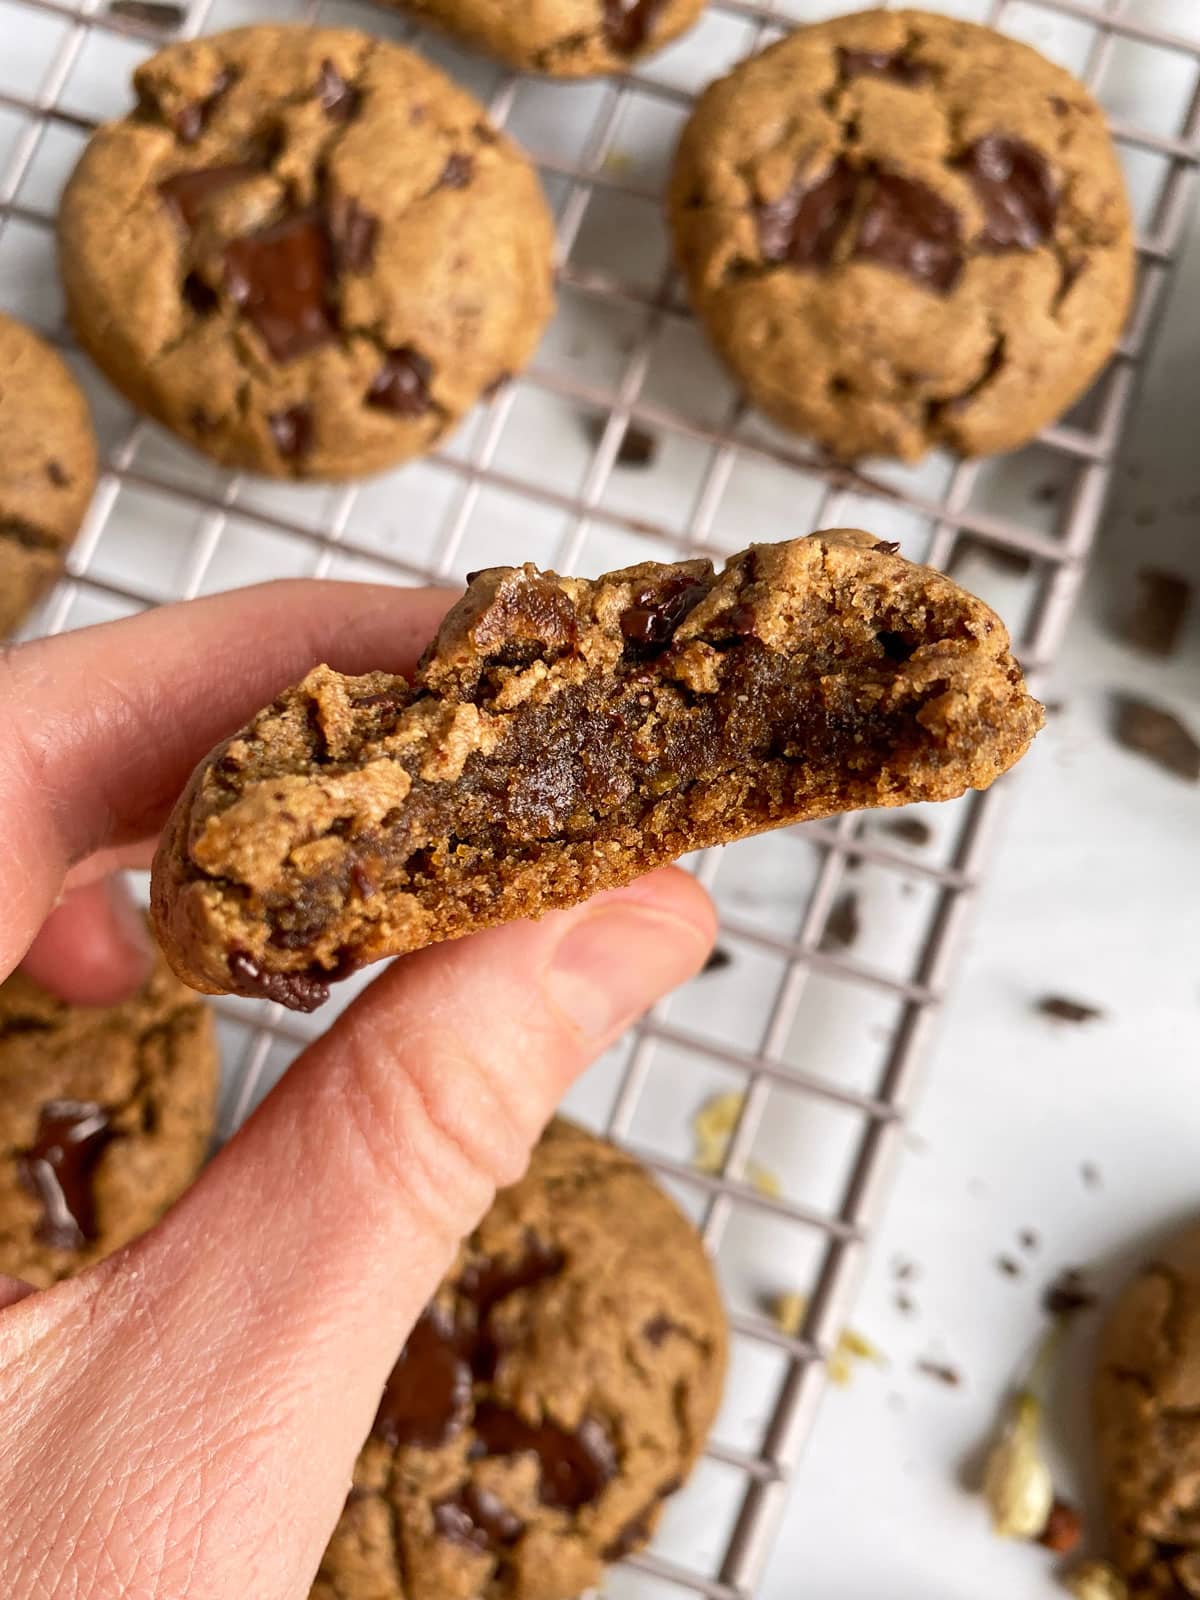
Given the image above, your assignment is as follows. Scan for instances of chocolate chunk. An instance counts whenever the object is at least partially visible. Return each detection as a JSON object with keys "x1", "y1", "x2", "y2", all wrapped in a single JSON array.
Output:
[
  {"x1": 583, "y1": 415, "x2": 659, "y2": 469},
  {"x1": 438, "y1": 153, "x2": 474, "y2": 190},
  {"x1": 1113, "y1": 695, "x2": 1200, "y2": 781},
  {"x1": 373, "y1": 1307, "x2": 473, "y2": 1449},
  {"x1": 269, "y1": 405, "x2": 313, "y2": 461},
  {"x1": 603, "y1": 0, "x2": 665, "y2": 54},
  {"x1": 838, "y1": 47, "x2": 929, "y2": 84},
  {"x1": 458, "y1": 1235, "x2": 566, "y2": 1313},
  {"x1": 158, "y1": 162, "x2": 261, "y2": 230},
  {"x1": 854, "y1": 171, "x2": 963, "y2": 293},
  {"x1": 881, "y1": 816, "x2": 931, "y2": 847},
  {"x1": 643, "y1": 1314, "x2": 683, "y2": 1346},
  {"x1": 433, "y1": 1484, "x2": 524, "y2": 1551},
  {"x1": 108, "y1": 0, "x2": 185, "y2": 23},
  {"x1": 620, "y1": 575, "x2": 710, "y2": 659},
  {"x1": 366, "y1": 346, "x2": 434, "y2": 416},
  {"x1": 224, "y1": 211, "x2": 337, "y2": 364},
  {"x1": 471, "y1": 1405, "x2": 617, "y2": 1510},
  {"x1": 471, "y1": 577, "x2": 579, "y2": 658},
  {"x1": 819, "y1": 891, "x2": 860, "y2": 952},
  {"x1": 18, "y1": 1101, "x2": 114, "y2": 1250},
  {"x1": 227, "y1": 948, "x2": 330, "y2": 1011},
  {"x1": 316, "y1": 58, "x2": 361, "y2": 123},
  {"x1": 327, "y1": 195, "x2": 379, "y2": 275},
  {"x1": 959, "y1": 135, "x2": 1058, "y2": 251},
  {"x1": 757, "y1": 158, "x2": 858, "y2": 268},
  {"x1": 45, "y1": 459, "x2": 69, "y2": 487},
  {"x1": 874, "y1": 539, "x2": 901, "y2": 555},
  {"x1": 702, "y1": 945, "x2": 733, "y2": 975},
  {"x1": 1122, "y1": 568, "x2": 1191, "y2": 658},
  {"x1": 174, "y1": 67, "x2": 234, "y2": 144},
  {"x1": 1036, "y1": 995, "x2": 1103, "y2": 1024},
  {"x1": 182, "y1": 270, "x2": 219, "y2": 315},
  {"x1": 1043, "y1": 1268, "x2": 1097, "y2": 1318}
]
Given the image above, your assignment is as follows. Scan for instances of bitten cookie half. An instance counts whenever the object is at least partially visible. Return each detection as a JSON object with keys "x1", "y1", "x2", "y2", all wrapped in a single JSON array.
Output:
[
  {"x1": 1095, "y1": 1224, "x2": 1200, "y2": 1598},
  {"x1": 0, "y1": 942, "x2": 218, "y2": 1287},
  {"x1": 390, "y1": 0, "x2": 706, "y2": 77},
  {"x1": 59, "y1": 25, "x2": 555, "y2": 480},
  {"x1": 0, "y1": 313, "x2": 97, "y2": 636},
  {"x1": 151, "y1": 530, "x2": 1042, "y2": 1009},
  {"x1": 312, "y1": 1118, "x2": 727, "y2": 1600},
  {"x1": 668, "y1": 8, "x2": 1133, "y2": 462}
]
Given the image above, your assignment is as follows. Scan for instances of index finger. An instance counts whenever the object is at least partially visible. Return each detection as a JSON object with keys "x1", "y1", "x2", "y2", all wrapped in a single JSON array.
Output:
[{"x1": 0, "y1": 579, "x2": 452, "y2": 981}]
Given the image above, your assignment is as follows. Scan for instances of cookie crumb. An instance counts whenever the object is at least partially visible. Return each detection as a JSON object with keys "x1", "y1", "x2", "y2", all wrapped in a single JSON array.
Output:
[
  {"x1": 1080, "y1": 1161, "x2": 1102, "y2": 1190},
  {"x1": 583, "y1": 415, "x2": 659, "y2": 469},
  {"x1": 1043, "y1": 1268, "x2": 1097, "y2": 1319},
  {"x1": 819, "y1": 891, "x2": 860, "y2": 952},
  {"x1": 997, "y1": 1254, "x2": 1022, "y2": 1278},
  {"x1": 916, "y1": 1359, "x2": 961, "y2": 1388},
  {"x1": 1112, "y1": 694, "x2": 1200, "y2": 782},
  {"x1": 771, "y1": 1292, "x2": 883, "y2": 1382},
  {"x1": 983, "y1": 1390, "x2": 1053, "y2": 1538},
  {"x1": 1037, "y1": 995, "x2": 1104, "y2": 1024},
  {"x1": 702, "y1": 946, "x2": 733, "y2": 975},
  {"x1": 1019, "y1": 1228, "x2": 1040, "y2": 1252},
  {"x1": 1121, "y1": 568, "x2": 1191, "y2": 657},
  {"x1": 895, "y1": 1291, "x2": 916, "y2": 1315},
  {"x1": 881, "y1": 815, "x2": 932, "y2": 847}
]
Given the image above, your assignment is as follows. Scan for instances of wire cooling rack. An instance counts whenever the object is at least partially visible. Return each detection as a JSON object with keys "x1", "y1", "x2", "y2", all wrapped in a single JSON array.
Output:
[{"x1": 3, "y1": 0, "x2": 1199, "y2": 1592}]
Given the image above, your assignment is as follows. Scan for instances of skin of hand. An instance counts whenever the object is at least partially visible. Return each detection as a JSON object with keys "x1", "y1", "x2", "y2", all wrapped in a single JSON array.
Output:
[{"x1": 0, "y1": 582, "x2": 715, "y2": 1600}]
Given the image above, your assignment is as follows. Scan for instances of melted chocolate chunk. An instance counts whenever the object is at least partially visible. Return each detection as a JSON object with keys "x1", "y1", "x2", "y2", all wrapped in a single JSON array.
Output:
[
  {"x1": 643, "y1": 1313, "x2": 683, "y2": 1346},
  {"x1": 854, "y1": 171, "x2": 963, "y2": 292},
  {"x1": 366, "y1": 346, "x2": 434, "y2": 416},
  {"x1": 45, "y1": 459, "x2": 69, "y2": 487},
  {"x1": 471, "y1": 1404, "x2": 617, "y2": 1510},
  {"x1": 327, "y1": 195, "x2": 379, "y2": 274},
  {"x1": 373, "y1": 1307, "x2": 473, "y2": 1449},
  {"x1": 620, "y1": 575, "x2": 710, "y2": 659},
  {"x1": 838, "y1": 47, "x2": 929, "y2": 84},
  {"x1": 227, "y1": 948, "x2": 330, "y2": 1011},
  {"x1": 316, "y1": 58, "x2": 362, "y2": 123},
  {"x1": 603, "y1": 0, "x2": 665, "y2": 54},
  {"x1": 174, "y1": 67, "x2": 234, "y2": 144},
  {"x1": 959, "y1": 135, "x2": 1057, "y2": 251},
  {"x1": 158, "y1": 162, "x2": 261, "y2": 230},
  {"x1": 182, "y1": 270, "x2": 219, "y2": 315},
  {"x1": 18, "y1": 1101, "x2": 114, "y2": 1250},
  {"x1": 438, "y1": 153, "x2": 474, "y2": 190},
  {"x1": 757, "y1": 158, "x2": 858, "y2": 267},
  {"x1": 224, "y1": 211, "x2": 337, "y2": 363},
  {"x1": 458, "y1": 1235, "x2": 566, "y2": 1313},
  {"x1": 433, "y1": 1484, "x2": 525, "y2": 1551},
  {"x1": 269, "y1": 405, "x2": 313, "y2": 460}
]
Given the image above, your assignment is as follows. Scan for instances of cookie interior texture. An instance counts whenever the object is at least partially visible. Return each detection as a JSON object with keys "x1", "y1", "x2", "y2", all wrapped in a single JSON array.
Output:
[
  {"x1": 151, "y1": 530, "x2": 1042, "y2": 1008},
  {"x1": 0, "y1": 313, "x2": 98, "y2": 636},
  {"x1": 312, "y1": 1118, "x2": 728, "y2": 1600},
  {"x1": 58, "y1": 25, "x2": 554, "y2": 480},
  {"x1": 1096, "y1": 1226, "x2": 1200, "y2": 1598},
  {"x1": 391, "y1": 0, "x2": 707, "y2": 76},
  {"x1": 669, "y1": 7, "x2": 1133, "y2": 462},
  {"x1": 0, "y1": 944, "x2": 218, "y2": 1287}
]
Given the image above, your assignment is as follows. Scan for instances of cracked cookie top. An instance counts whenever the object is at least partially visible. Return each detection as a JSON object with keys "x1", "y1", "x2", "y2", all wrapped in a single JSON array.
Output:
[
  {"x1": 0, "y1": 313, "x2": 97, "y2": 637},
  {"x1": 59, "y1": 26, "x2": 555, "y2": 480},
  {"x1": 0, "y1": 941, "x2": 218, "y2": 1287},
  {"x1": 312, "y1": 1118, "x2": 727, "y2": 1600},
  {"x1": 394, "y1": 0, "x2": 706, "y2": 76},
  {"x1": 669, "y1": 7, "x2": 1134, "y2": 462}
]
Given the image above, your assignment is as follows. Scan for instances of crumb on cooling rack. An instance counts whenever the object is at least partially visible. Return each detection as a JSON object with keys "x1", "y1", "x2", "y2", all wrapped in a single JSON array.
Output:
[
  {"x1": 916, "y1": 1358, "x2": 962, "y2": 1388},
  {"x1": 1043, "y1": 1269, "x2": 1099, "y2": 1319},
  {"x1": 1121, "y1": 568, "x2": 1191, "y2": 657},
  {"x1": 691, "y1": 1091, "x2": 780, "y2": 1197},
  {"x1": 983, "y1": 1390, "x2": 1053, "y2": 1538},
  {"x1": 769, "y1": 1291, "x2": 884, "y2": 1386},
  {"x1": 819, "y1": 891, "x2": 860, "y2": 953},
  {"x1": 1037, "y1": 995, "x2": 1105, "y2": 1024},
  {"x1": 1112, "y1": 694, "x2": 1200, "y2": 782}
]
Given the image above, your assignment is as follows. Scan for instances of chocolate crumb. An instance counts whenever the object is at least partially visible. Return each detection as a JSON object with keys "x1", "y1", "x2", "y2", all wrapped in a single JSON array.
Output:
[
  {"x1": 1037, "y1": 995, "x2": 1103, "y2": 1024},
  {"x1": 702, "y1": 946, "x2": 733, "y2": 975},
  {"x1": 1038, "y1": 1497, "x2": 1083, "y2": 1555},
  {"x1": 895, "y1": 1291, "x2": 916, "y2": 1315},
  {"x1": 1043, "y1": 1268, "x2": 1097, "y2": 1319},
  {"x1": 108, "y1": 0, "x2": 185, "y2": 23},
  {"x1": 819, "y1": 891, "x2": 860, "y2": 952},
  {"x1": 1121, "y1": 568, "x2": 1191, "y2": 658},
  {"x1": 916, "y1": 1358, "x2": 961, "y2": 1388},
  {"x1": 996, "y1": 1254, "x2": 1022, "y2": 1279},
  {"x1": 881, "y1": 815, "x2": 932, "y2": 847},
  {"x1": 1080, "y1": 1161, "x2": 1102, "y2": 1190},
  {"x1": 1113, "y1": 695, "x2": 1200, "y2": 781},
  {"x1": 1019, "y1": 1228, "x2": 1039, "y2": 1252},
  {"x1": 893, "y1": 1257, "x2": 918, "y2": 1282},
  {"x1": 583, "y1": 415, "x2": 659, "y2": 469}
]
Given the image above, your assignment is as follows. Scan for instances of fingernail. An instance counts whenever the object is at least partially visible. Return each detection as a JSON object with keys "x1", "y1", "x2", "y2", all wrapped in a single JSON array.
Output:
[{"x1": 544, "y1": 900, "x2": 708, "y2": 1043}]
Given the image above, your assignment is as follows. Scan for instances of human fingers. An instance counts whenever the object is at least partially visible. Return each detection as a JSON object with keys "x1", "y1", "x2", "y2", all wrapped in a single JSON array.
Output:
[{"x1": 19, "y1": 873, "x2": 154, "y2": 1005}]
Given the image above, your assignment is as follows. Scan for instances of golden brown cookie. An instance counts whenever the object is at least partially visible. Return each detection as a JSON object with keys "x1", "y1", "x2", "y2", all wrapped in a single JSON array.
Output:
[
  {"x1": 393, "y1": 0, "x2": 706, "y2": 76},
  {"x1": 59, "y1": 25, "x2": 555, "y2": 480},
  {"x1": 668, "y1": 8, "x2": 1134, "y2": 462},
  {"x1": 0, "y1": 944, "x2": 218, "y2": 1287},
  {"x1": 312, "y1": 1118, "x2": 727, "y2": 1600},
  {"x1": 1095, "y1": 1225, "x2": 1200, "y2": 1597},
  {"x1": 0, "y1": 313, "x2": 97, "y2": 636},
  {"x1": 149, "y1": 530, "x2": 1042, "y2": 1009}
]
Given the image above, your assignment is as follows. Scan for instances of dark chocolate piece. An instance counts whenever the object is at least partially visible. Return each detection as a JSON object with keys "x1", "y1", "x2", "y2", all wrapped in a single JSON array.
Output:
[
  {"x1": 316, "y1": 58, "x2": 361, "y2": 123},
  {"x1": 458, "y1": 1235, "x2": 566, "y2": 1313},
  {"x1": 1114, "y1": 695, "x2": 1200, "y2": 781},
  {"x1": 881, "y1": 815, "x2": 931, "y2": 847},
  {"x1": 227, "y1": 949, "x2": 329, "y2": 1011},
  {"x1": 269, "y1": 405, "x2": 313, "y2": 460},
  {"x1": 854, "y1": 171, "x2": 963, "y2": 293},
  {"x1": 1122, "y1": 568, "x2": 1191, "y2": 658},
  {"x1": 366, "y1": 347, "x2": 434, "y2": 416},
  {"x1": 757, "y1": 158, "x2": 857, "y2": 268},
  {"x1": 838, "y1": 46, "x2": 929, "y2": 85},
  {"x1": 603, "y1": 0, "x2": 665, "y2": 54},
  {"x1": 433, "y1": 1484, "x2": 524, "y2": 1550},
  {"x1": 471, "y1": 1404, "x2": 617, "y2": 1510},
  {"x1": 373, "y1": 1307, "x2": 473, "y2": 1449},
  {"x1": 327, "y1": 196, "x2": 379, "y2": 275},
  {"x1": 224, "y1": 211, "x2": 338, "y2": 364},
  {"x1": 1043, "y1": 1268, "x2": 1097, "y2": 1318},
  {"x1": 438, "y1": 153, "x2": 474, "y2": 190},
  {"x1": 959, "y1": 135, "x2": 1058, "y2": 251},
  {"x1": 819, "y1": 891, "x2": 860, "y2": 952},
  {"x1": 18, "y1": 1100, "x2": 114, "y2": 1250},
  {"x1": 702, "y1": 946, "x2": 733, "y2": 975},
  {"x1": 1037, "y1": 995, "x2": 1103, "y2": 1024},
  {"x1": 174, "y1": 67, "x2": 234, "y2": 144},
  {"x1": 619, "y1": 575, "x2": 708, "y2": 659}
]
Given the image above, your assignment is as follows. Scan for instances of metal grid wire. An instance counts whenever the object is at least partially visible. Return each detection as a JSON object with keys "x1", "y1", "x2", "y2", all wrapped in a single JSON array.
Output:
[{"x1": 2, "y1": 0, "x2": 1198, "y2": 1591}]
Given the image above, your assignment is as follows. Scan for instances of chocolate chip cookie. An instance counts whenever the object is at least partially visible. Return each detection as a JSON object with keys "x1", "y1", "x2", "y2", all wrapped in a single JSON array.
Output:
[
  {"x1": 668, "y1": 8, "x2": 1134, "y2": 462},
  {"x1": 0, "y1": 943, "x2": 218, "y2": 1287},
  {"x1": 394, "y1": 0, "x2": 706, "y2": 76},
  {"x1": 1095, "y1": 1224, "x2": 1200, "y2": 1597},
  {"x1": 150, "y1": 530, "x2": 1042, "y2": 1009},
  {"x1": 0, "y1": 314, "x2": 97, "y2": 636},
  {"x1": 312, "y1": 1118, "x2": 727, "y2": 1600},
  {"x1": 59, "y1": 26, "x2": 555, "y2": 480}
]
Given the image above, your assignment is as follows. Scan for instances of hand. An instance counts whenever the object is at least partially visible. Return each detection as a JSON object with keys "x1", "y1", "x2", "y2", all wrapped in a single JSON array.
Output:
[{"x1": 0, "y1": 582, "x2": 714, "y2": 1600}]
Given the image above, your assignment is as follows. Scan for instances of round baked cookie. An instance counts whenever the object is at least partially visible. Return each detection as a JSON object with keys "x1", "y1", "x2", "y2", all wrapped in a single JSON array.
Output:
[
  {"x1": 396, "y1": 0, "x2": 707, "y2": 76},
  {"x1": 0, "y1": 314, "x2": 97, "y2": 636},
  {"x1": 59, "y1": 26, "x2": 556, "y2": 481},
  {"x1": 312, "y1": 1119, "x2": 728, "y2": 1600},
  {"x1": 0, "y1": 942, "x2": 218, "y2": 1288},
  {"x1": 1095, "y1": 1223, "x2": 1200, "y2": 1598},
  {"x1": 668, "y1": 8, "x2": 1134, "y2": 462}
]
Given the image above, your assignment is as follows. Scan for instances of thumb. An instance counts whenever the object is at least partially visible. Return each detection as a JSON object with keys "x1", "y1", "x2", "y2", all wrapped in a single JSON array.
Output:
[{"x1": 0, "y1": 868, "x2": 714, "y2": 1600}]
